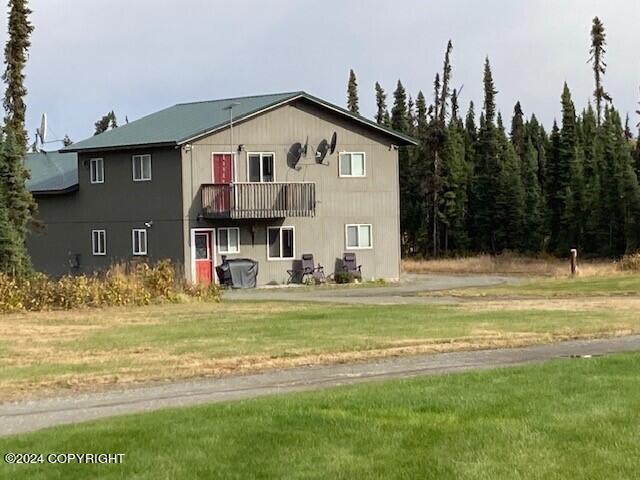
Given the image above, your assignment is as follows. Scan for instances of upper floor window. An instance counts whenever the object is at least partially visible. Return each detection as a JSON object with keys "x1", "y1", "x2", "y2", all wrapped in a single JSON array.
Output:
[
  {"x1": 90, "y1": 158, "x2": 104, "y2": 184},
  {"x1": 132, "y1": 154, "x2": 152, "y2": 182},
  {"x1": 346, "y1": 224, "x2": 372, "y2": 249},
  {"x1": 267, "y1": 226, "x2": 294, "y2": 260},
  {"x1": 339, "y1": 152, "x2": 365, "y2": 177},
  {"x1": 91, "y1": 229, "x2": 106, "y2": 256},
  {"x1": 218, "y1": 227, "x2": 240, "y2": 254},
  {"x1": 248, "y1": 153, "x2": 274, "y2": 182},
  {"x1": 132, "y1": 228, "x2": 148, "y2": 255}
]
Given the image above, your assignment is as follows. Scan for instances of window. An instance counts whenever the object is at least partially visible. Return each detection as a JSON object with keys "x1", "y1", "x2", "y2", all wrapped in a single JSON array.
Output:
[
  {"x1": 267, "y1": 226, "x2": 294, "y2": 260},
  {"x1": 90, "y1": 158, "x2": 104, "y2": 184},
  {"x1": 132, "y1": 154, "x2": 152, "y2": 181},
  {"x1": 132, "y1": 229, "x2": 148, "y2": 255},
  {"x1": 218, "y1": 227, "x2": 240, "y2": 254},
  {"x1": 91, "y1": 230, "x2": 106, "y2": 256},
  {"x1": 339, "y1": 152, "x2": 366, "y2": 177},
  {"x1": 248, "y1": 153, "x2": 275, "y2": 182},
  {"x1": 346, "y1": 224, "x2": 372, "y2": 249}
]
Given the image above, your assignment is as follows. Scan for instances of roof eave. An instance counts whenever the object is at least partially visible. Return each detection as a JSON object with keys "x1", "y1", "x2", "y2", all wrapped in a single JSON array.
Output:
[
  {"x1": 60, "y1": 141, "x2": 177, "y2": 154},
  {"x1": 30, "y1": 184, "x2": 79, "y2": 196}
]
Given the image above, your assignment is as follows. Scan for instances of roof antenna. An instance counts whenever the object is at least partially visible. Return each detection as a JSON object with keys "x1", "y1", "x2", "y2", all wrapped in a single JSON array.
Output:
[{"x1": 224, "y1": 101, "x2": 241, "y2": 163}]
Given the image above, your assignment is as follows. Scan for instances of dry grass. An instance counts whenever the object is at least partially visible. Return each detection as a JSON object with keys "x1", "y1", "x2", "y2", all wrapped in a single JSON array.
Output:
[
  {"x1": 1, "y1": 295, "x2": 640, "y2": 401},
  {"x1": 402, "y1": 254, "x2": 619, "y2": 277}
]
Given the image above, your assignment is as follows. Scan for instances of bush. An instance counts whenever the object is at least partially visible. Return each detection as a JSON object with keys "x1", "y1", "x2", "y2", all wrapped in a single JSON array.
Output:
[
  {"x1": 334, "y1": 271, "x2": 355, "y2": 284},
  {"x1": 618, "y1": 253, "x2": 640, "y2": 272},
  {"x1": 0, "y1": 260, "x2": 222, "y2": 313}
]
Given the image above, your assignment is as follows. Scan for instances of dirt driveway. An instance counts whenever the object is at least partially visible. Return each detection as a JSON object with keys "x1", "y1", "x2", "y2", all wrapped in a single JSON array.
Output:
[{"x1": 223, "y1": 273, "x2": 521, "y2": 304}]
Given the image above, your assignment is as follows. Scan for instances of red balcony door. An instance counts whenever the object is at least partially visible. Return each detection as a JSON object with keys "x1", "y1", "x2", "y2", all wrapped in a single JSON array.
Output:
[
  {"x1": 194, "y1": 231, "x2": 213, "y2": 285},
  {"x1": 213, "y1": 153, "x2": 233, "y2": 213}
]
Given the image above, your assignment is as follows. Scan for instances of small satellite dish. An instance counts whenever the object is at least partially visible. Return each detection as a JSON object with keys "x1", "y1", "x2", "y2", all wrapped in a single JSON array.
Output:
[
  {"x1": 36, "y1": 113, "x2": 47, "y2": 143},
  {"x1": 329, "y1": 131, "x2": 337, "y2": 155},
  {"x1": 315, "y1": 139, "x2": 329, "y2": 164},
  {"x1": 287, "y1": 143, "x2": 303, "y2": 169}
]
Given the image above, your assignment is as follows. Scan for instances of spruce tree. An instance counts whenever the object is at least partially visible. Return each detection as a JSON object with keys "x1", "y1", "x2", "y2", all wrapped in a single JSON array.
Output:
[
  {"x1": 441, "y1": 116, "x2": 468, "y2": 251},
  {"x1": 510, "y1": 101, "x2": 526, "y2": 159},
  {"x1": 473, "y1": 58, "x2": 500, "y2": 251},
  {"x1": 347, "y1": 69, "x2": 359, "y2": 114},
  {"x1": 374, "y1": 82, "x2": 390, "y2": 125},
  {"x1": 391, "y1": 81, "x2": 409, "y2": 133},
  {"x1": 94, "y1": 111, "x2": 118, "y2": 135},
  {"x1": 520, "y1": 138, "x2": 544, "y2": 251},
  {"x1": 438, "y1": 40, "x2": 453, "y2": 123},
  {"x1": 0, "y1": 0, "x2": 34, "y2": 274},
  {"x1": 2, "y1": 0, "x2": 32, "y2": 153},
  {"x1": 589, "y1": 17, "x2": 611, "y2": 126}
]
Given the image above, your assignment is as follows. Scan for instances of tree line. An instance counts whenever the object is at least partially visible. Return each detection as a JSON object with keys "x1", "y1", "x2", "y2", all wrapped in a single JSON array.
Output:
[{"x1": 347, "y1": 17, "x2": 640, "y2": 259}]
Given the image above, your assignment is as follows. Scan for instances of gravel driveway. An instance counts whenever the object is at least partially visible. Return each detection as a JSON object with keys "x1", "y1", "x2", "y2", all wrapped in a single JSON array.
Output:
[{"x1": 223, "y1": 273, "x2": 520, "y2": 304}]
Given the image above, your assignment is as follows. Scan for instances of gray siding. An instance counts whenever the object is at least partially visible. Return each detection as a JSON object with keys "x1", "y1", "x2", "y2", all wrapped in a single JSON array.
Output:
[
  {"x1": 27, "y1": 147, "x2": 184, "y2": 276},
  {"x1": 181, "y1": 100, "x2": 401, "y2": 284}
]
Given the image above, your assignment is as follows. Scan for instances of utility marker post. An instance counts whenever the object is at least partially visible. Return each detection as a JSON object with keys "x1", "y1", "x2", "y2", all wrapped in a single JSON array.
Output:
[{"x1": 570, "y1": 249, "x2": 578, "y2": 276}]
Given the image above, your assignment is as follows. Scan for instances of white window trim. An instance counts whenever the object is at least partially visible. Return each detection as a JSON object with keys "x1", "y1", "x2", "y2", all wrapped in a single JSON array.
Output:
[
  {"x1": 246, "y1": 152, "x2": 276, "y2": 182},
  {"x1": 91, "y1": 229, "x2": 106, "y2": 256},
  {"x1": 267, "y1": 226, "x2": 295, "y2": 261},
  {"x1": 90, "y1": 158, "x2": 104, "y2": 184},
  {"x1": 132, "y1": 154, "x2": 152, "y2": 182},
  {"x1": 217, "y1": 227, "x2": 240, "y2": 254},
  {"x1": 211, "y1": 152, "x2": 237, "y2": 183},
  {"x1": 345, "y1": 224, "x2": 373, "y2": 250},
  {"x1": 190, "y1": 228, "x2": 217, "y2": 284},
  {"x1": 338, "y1": 152, "x2": 366, "y2": 178},
  {"x1": 132, "y1": 228, "x2": 148, "y2": 256}
]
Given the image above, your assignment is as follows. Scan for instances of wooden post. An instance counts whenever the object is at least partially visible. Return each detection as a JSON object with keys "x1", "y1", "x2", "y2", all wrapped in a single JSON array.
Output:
[{"x1": 570, "y1": 249, "x2": 578, "y2": 276}]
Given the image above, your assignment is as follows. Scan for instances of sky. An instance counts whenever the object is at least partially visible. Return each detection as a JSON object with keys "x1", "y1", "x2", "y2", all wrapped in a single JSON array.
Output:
[{"x1": 1, "y1": 0, "x2": 640, "y2": 146}]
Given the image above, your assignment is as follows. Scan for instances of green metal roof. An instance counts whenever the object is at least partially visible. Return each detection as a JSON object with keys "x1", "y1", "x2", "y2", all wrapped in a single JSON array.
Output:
[
  {"x1": 25, "y1": 151, "x2": 78, "y2": 194},
  {"x1": 62, "y1": 91, "x2": 417, "y2": 153}
]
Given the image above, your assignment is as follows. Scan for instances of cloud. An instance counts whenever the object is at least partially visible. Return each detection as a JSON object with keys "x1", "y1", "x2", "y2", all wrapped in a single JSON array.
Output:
[{"x1": 0, "y1": 0, "x2": 637, "y2": 144}]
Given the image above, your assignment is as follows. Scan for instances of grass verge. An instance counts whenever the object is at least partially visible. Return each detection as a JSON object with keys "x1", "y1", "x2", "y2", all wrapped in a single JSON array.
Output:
[
  {"x1": 402, "y1": 253, "x2": 619, "y2": 277},
  {"x1": 2, "y1": 353, "x2": 640, "y2": 479},
  {"x1": 1, "y1": 293, "x2": 640, "y2": 400}
]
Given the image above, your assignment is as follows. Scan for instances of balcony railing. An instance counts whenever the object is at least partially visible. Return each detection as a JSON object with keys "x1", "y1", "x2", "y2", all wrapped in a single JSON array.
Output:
[{"x1": 201, "y1": 182, "x2": 316, "y2": 219}]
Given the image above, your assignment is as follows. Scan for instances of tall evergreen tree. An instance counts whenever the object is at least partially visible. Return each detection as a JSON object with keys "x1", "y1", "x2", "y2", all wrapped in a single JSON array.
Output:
[
  {"x1": 346, "y1": 69, "x2": 359, "y2": 114},
  {"x1": 374, "y1": 82, "x2": 390, "y2": 125},
  {"x1": 520, "y1": 138, "x2": 544, "y2": 251},
  {"x1": 510, "y1": 101, "x2": 526, "y2": 159},
  {"x1": 438, "y1": 40, "x2": 453, "y2": 124},
  {"x1": 473, "y1": 58, "x2": 500, "y2": 251},
  {"x1": 589, "y1": 16, "x2": 611, "y2": 126},
  {"x1": 0, "y1": 0, "x2": 34, "y2": 274},
  {"x1": 2, "y1": 0, "x2": 32, "y2": 153}
]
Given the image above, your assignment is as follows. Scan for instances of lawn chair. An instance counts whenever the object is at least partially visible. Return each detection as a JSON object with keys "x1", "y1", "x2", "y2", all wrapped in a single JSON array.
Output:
[
  {"x1": 287, "y1": 254, "x2": 325, "y2": 284},
  {"x1": 342, "y1": 252, "x2": 362, "y2": 280}
]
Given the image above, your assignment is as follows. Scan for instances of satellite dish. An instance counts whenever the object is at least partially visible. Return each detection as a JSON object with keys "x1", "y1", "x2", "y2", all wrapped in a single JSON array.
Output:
[
  {"x1": 36, "y1": 113, "x2": 47, "y2": 143},
  {"x1": 287, "y1": 143, "x2": 303, "y2": 169},
  {"x1": 329, "y1": 131, "x2": 337, "y2": 155},
  {"x1": 315, "y1": 139, "x2": 329, "y2": 164}
]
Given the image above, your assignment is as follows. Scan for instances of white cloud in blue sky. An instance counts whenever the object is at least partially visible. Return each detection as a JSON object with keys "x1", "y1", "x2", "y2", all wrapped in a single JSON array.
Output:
[{"x1": 1, "y1": 0, "x2": 639, "y2": 144}]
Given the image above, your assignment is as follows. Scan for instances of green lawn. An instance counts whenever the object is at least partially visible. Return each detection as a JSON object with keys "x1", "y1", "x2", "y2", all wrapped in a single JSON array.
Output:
[
  {"x1": 2, "y1": 353, "x2": 640, "y2": 479},
  {"x1": 426, "y1": 273, "x2": 640, "y2": 297}
]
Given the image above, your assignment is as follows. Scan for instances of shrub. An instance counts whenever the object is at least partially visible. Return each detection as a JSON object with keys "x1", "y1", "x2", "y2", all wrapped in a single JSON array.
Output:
[
  {"x1": 0, "y1": 260, "x2": 222, "y2": 313},
  {"x1": 334, "y1": 271, "x2": 355, "y2": 284},
  {"x1": 618, "y1": 253, "x2": 640, "y2": 272}
]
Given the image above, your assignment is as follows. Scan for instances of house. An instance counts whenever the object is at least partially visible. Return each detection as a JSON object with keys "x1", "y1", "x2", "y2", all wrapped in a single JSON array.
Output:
[{"x1": 26, "y1": 92, "x2": 417, "y2": 285}]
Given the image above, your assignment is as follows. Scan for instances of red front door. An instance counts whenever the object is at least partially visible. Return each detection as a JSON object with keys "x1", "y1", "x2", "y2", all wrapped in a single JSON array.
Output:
[
  {"x1": 213, "y1": 154, "x2": 233, "y2": 212},
  {"x1": 194, "y1": 232, "x2": 213, "y2": 285}
]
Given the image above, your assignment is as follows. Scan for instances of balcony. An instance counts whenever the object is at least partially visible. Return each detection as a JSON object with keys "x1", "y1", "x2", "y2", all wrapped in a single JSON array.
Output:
[{"x1": 201, "y1": 182, "x2": 316, "y2": 219}]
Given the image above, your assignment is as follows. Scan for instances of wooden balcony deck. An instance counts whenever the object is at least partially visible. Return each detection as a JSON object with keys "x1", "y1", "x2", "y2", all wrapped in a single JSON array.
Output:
[{"x1": 201, "y1": 182, "x2": 316, "y2": 219}]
